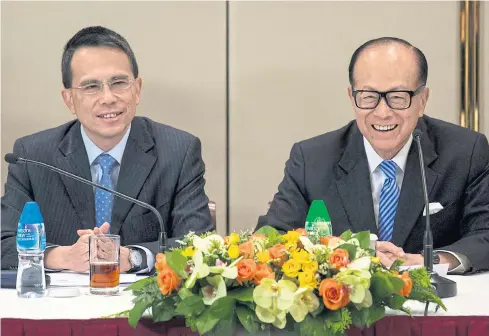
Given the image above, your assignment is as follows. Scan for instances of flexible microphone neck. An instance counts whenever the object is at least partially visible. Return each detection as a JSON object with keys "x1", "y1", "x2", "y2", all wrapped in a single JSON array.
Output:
[
  {"x1": 5, "y1": 154, "x2": 168, "y2": 253},
  {"x1": 412, "y1": 131, "x2": 433, "y2": 273}
]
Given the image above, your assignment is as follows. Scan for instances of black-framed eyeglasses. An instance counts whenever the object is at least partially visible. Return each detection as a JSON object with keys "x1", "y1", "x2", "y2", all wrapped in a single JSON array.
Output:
[
  {"x1": 352, "y1": 86, "x2": 425, "y2": 110},
  {"x1": 72, "y1": 78, "x2": 136, "y2": 95}
]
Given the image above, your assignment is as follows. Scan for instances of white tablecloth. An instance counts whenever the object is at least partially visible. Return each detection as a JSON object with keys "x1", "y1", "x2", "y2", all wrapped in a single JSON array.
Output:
[{"x1": 1, "y1": 273, "x2": 488, "y2": 320}]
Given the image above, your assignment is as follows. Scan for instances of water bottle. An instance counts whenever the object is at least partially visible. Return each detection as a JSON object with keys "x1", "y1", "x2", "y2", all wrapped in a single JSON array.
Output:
[{"x1": 16, "y1": 202, "x2": 47, "y2": 298}]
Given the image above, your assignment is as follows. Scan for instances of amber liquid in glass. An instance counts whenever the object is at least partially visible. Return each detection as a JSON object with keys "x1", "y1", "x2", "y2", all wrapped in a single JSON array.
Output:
[{"x1": 90, "y1": 262, "x2": 120, "y2": 288}]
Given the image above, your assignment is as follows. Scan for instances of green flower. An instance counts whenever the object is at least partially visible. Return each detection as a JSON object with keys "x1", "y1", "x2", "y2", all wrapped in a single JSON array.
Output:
[
  {"x1": 253, "y1": 279, "x2": 297, "y2": 329},
  {"x1": 184, "y1": 250, "x2": 210, "y2": 289},
  {"x1": 289, "y1": 288, "x2": 320, "y2": 323},
  {"x1": 201, "y1": 274, "x2": 226, "y2": 306},
  {"x1": 209, "y1": 258, "x2": 241, "y2": 279},
  {"x1": 335, "y1": 257, "x2": 372, "y2": 305}
]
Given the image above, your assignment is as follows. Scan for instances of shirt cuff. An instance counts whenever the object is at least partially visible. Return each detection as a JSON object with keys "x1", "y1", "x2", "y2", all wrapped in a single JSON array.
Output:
[
  {"x1": 127, "y1": 245, "x2": 155, "y2": 274},
  {"x1": 435, "y1": 249, "x2": 471, "y2": 275}
]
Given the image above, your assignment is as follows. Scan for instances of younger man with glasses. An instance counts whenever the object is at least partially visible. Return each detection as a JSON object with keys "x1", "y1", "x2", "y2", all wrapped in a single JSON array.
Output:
[
  {"x1": 257, "y1": 37, "x2": 489, "y2": 274},
  {"x1": 1, "y1": 26, "x2": 214, "y2": 273}
]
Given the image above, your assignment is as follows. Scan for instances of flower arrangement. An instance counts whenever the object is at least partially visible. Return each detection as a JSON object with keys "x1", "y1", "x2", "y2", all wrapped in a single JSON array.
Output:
[{"x1": 120, "y1": 226, "x2": 445, "y2": 335}]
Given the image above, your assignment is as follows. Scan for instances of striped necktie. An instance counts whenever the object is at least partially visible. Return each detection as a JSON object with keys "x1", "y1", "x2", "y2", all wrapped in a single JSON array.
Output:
[{"x1": 378, "y1": 160, "x2": 400, "y2": 242}]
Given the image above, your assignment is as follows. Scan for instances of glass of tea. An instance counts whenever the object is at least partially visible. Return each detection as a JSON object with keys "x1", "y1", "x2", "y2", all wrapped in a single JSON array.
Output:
[{"x1": 89, "y1": 234, "x2": 120, "y2": 295}]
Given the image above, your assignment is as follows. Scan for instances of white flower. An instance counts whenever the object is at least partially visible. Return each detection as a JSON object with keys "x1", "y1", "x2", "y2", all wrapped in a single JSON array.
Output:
[{"x1": 192, "y1": 234, "x2": 225, "y2": 253}]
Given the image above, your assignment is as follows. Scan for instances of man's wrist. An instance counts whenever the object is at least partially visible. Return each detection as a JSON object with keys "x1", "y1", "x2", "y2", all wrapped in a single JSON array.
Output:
[{"x1": 45, "y1": 246, "x2": 67, "y2": 270}]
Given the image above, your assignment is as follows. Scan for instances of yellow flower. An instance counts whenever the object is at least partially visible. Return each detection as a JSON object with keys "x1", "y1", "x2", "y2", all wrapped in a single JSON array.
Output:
[
  {"x1": 228, "y1": 245, "x2": 240, "y2": 259},
  {"x1": 182, "y1": 247, "x2": 196, "y2": 257},
  {"x1": 256, "y1": 250, "x2": 271, "y2": 264},
  {"x1": 286, "y1": 241, "x2": 297, "y2": 252},
  {"x1": 229, "y1": 233, "x2": 240, "y2": 245},
  {"x1": 371, "y1": 257, "x2": 381, "y2": 264},
  {"x1": 291, "y1": 249, "x2": 311, "y2": 265},
  {"x1": 298, "y1": 271, "x2": 318, "y2": 289},
  {"x1": 302, "y1": 261, "x2": 318, "y2": 273},
  {"x1": 282, "y1": 259, "x2": 301, "y2": 278},
  {"x1": 283, "y1": 231, "x2": 301, "y2": 243}
]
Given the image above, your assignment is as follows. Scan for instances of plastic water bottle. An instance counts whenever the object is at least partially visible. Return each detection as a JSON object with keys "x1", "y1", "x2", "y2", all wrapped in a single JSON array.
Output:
[{"x1": 16, "y1": 202, "x2": 47, "y2": 298}]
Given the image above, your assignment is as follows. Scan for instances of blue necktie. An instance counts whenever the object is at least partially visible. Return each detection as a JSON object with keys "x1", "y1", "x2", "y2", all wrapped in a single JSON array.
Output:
[
  {"x1": 94, "y1": 154, "x2": 117, "y2": 228},
  {"x1": 378, "y1": 160, "x2": 400, "y2": 242}
]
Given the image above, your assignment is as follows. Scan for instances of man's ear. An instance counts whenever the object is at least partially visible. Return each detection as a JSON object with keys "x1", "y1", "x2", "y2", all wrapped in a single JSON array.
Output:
[
  {"x1": 417, "y1": 87, "x2": 430, "y2": 117},
  {"x1": 61, "y1": 89, "x2": 76, "y2": 115}
]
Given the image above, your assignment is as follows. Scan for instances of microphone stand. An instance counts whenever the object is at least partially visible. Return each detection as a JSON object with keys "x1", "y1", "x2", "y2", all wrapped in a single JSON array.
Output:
[
  {"x1": 413, "y1": 132, "x2": 457, "y2": 302},
  {"x1": 6, "y1": 154, "x2": 168, "y2": 253}
]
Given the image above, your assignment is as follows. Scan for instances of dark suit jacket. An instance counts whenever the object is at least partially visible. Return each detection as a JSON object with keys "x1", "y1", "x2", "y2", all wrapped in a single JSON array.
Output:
[
  {"x1": 257, "y1": 116, "x2": 489, "y2": 273},
  {"x1": 1, "y1": 117, "x2": 213, "y2": 269}
]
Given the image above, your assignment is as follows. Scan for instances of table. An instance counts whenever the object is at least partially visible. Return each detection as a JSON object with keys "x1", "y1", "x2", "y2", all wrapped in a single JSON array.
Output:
[{"x1": 1, "y1": 273, "x2": 489, "y2": 336}]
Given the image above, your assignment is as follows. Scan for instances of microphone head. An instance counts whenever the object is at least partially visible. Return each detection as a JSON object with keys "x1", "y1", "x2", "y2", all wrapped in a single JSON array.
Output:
[
  {"x1": 5, "y1": 153, "x2": 19, "y2": 164},
  {"x1": 413, "y1": 129, "x2": 422, "y2": 140}
]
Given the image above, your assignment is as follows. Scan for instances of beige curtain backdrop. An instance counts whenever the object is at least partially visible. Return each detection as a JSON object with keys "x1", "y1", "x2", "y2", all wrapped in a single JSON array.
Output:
[
  {"x1": 1, "y1": 1, "x2": 486, "y2": 234},
  {"x1": 0, "y1": 1, "x2": 227, "y2": 233}
]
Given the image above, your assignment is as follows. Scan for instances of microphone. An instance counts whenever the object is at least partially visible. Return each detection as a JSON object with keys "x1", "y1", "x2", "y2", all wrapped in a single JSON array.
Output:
[
  {"x1": 5, "y1": 153, "x2": 168, "y2": 253},
  {"x1": 412, "y1": 130, "x2": 456, "y2": 299}
]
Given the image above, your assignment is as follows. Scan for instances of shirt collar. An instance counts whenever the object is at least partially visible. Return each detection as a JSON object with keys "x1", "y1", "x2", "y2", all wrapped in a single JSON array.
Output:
[
  {"x1": 363, "y1": 134, "x2": 413, "y2": 174},
  {"x1": 80, "y1": 124, "x2": 131, "y2": 165}
]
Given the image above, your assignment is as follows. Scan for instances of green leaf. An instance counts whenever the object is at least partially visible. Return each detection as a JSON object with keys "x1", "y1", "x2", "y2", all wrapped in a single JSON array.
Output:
[
  {"x1": 387, "y1": 294, "x2": 407, "y2": 310},
  {"x1": 124, "y1": 276, "x2": 155, "y2": 292},
  {"x1": 178, "y1": 287, "x2": 194, "y2": 300},
  {"x1": 152, "y1": 297, "x2": 178, "y2": 322},
  {"x1": 300, "y1": 315, "x2": 325, "y2": 336},
  {"x1": 254, "y1": 225, "x2": 283, "y2": 245},
  {"x1": 227, "y1": 287, "x2": 254, "y2": 302},
  {"x1": 337, "y1": 243, "x2": 357, "y2": 260},
  {"x1": 235, "y1": 305, "x2": 260, "y2": 334},
  {"x1": 166, "y1": 249, "x2": 188, "y2": 278},
  {"x1": 366, "y1": 304, "x2": 385, "y2": 327},
  {"x1": 213, "y1": 314, "x2": 237, "y2": 336},
  {"x1": 350, "y1": 308, "x2": 368, "y2": 328},
  {"x1": 196, "y1": 307, "x2": 220, "y2": 335},
  {"x1": 128, "y1": 299, "x2": 150, "y2": 328},
  {"x1": 389, "y1": 259, "x2": 405, "y2": 272},
  {"x1": 175, "y1": 295, "x2": 205, "y2": 317},
  {"x1": 353, "y1": 231, "x2": 371, "y2": 250},
  {"x1": 370, "y1": 272, "x2": 403, "y2": 300},
  {"x1": 340, "y1": 230, "x2": 353, "y2": 241},
  {"x1": 208, "y1": 297, "x2": 236, "y2": 320},
  {"x1": 311, "y1": 300, "x2": 324, "y2": 318}
]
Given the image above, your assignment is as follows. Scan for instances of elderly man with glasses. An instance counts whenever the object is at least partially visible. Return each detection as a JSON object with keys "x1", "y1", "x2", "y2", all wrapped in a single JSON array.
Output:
[
  {"x1": 257, "y1": 37, "x2": 489, "y2": 275},
  {"x1": 1, "y1": 26, "x2": 213, "y2": 273}
]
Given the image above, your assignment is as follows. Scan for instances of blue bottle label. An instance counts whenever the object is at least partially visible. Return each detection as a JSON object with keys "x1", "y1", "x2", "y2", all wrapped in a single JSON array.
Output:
[{"x1": 17, "y1": 223, "x2": 45, "y2": 251}]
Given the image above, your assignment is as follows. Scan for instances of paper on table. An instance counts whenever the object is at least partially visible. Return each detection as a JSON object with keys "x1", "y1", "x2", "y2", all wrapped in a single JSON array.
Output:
[
  {"x1": 49, "y1": 272, "x2": 142, "y2": 287},
  {"x1": 399, "y1": 263, "x2": 449, "y2": 277}
]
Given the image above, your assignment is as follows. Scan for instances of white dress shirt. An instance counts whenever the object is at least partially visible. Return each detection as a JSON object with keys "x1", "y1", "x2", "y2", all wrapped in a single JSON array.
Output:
[
  {"x1": 80, "y1": 125, "x2": 154, "y2": 273},
  {"x1": 363, "y1": 135, "x2": 467, "y2": 274}
]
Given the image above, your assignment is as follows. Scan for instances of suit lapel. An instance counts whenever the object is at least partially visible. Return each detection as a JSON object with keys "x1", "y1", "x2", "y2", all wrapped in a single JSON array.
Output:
[
  {"x1": 392, "y1": 122, "x2": 438, "y2": 247},
  {"x1": 110, "y1": 119, "x2": 157, "y2": 235},
  {"x1": 55, "y1": 122, "x2": 95, "y2": 229},
  {"x1": 335, "y1": 126, "x2": 378, "y2": 235}
]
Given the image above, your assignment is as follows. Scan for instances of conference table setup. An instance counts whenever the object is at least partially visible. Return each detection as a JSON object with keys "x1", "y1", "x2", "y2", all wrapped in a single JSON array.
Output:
[{"x1": 1, "y1": 270, "x2": 488, "y2": 336}]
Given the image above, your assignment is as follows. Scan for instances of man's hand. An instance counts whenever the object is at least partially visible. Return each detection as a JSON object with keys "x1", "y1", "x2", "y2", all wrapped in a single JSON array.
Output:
[
  {"x1": 120, "y1": 247, "x2": 132, "y2": 273},
  {"x1": 76, "y1": 222, "x2": 110, "y2": 236},
  {"x1": 376, "y1": 241, "x2": 406, "y2": 268},
  {"x1": 45, "y1": 234, "x2": 91, "y2": 272}
]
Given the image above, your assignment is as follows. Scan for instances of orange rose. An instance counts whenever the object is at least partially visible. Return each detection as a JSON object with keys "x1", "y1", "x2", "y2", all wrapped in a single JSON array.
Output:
[
  {"x1": 397, "y1": 272, "x2": 413, "y2": 297},
  {"x1": 157, "y1": 265, "x2": 181, "y2": 295},
  {"x1": 319, "y1": 278, "x2": 350, "y2": 310},
  {"x1": 253, "y1": 263, "x2": 275, "y2": 285},
  {"x1": 236, "y1": 259, "x2": 257, "y2": 284},
  {"x1": 329, "y1": 248, "x2": 350, "y2": 269},
  {"x1": 239, "y1": 240, "x2": 254, "y2": 258},
  {"x1": 268, "y1": 244, "x2": 287, "y2": 266},
  {"x1": 155, "y1": 253, "x2": 167, "y2": 271},
  {"x1": 251, "y1": 234, "x2": 266, "y2": 240},
  {"x1": 295, "y1": 228, "x2": 308, "y2": 236},
  {"x1": 320, "y1": 236, "x2": 335, "y2": 246}
]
